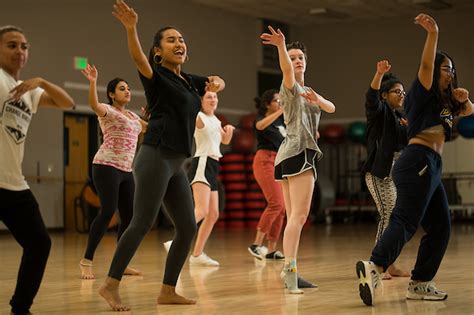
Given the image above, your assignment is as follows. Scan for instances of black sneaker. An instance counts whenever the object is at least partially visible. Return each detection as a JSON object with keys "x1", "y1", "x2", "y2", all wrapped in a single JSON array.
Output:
[
  {"x1": 247, "y1": 244, "x2": 264, "y2": 260},
  {"x1": 265, "y1": 250, "x2": 285, "y2": 260}
]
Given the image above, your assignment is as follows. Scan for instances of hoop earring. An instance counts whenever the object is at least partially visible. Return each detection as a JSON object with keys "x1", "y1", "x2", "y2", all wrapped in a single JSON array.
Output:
[{"x1": 153, "y1": 54, "x2": 162, "y2": 65}]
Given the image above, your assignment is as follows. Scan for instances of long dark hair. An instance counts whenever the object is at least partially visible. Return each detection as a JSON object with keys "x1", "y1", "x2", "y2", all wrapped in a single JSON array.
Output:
[
  {"x1": 433, "y1": 51, "x2": 462, "y2": 115},
  {"x1": 255, "y1": 89, "x2": 278, "y2": 116},
  {"x1": 147, "y1": 26, "x2": 182, "y2": 71},
  {"x1": 106, "y1": 78, "x2": 127, "y2": 105}
]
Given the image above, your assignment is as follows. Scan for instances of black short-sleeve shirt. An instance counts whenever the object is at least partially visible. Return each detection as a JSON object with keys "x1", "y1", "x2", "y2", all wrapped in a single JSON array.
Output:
[
  {"x1": 255, "y1": 114, "x2": 286, "y2": 152},
  {"x1": 405, "y1": 77, "x2": 453, "y2": 140},
  {"x1": 139, "y1": 66, "x2": 208, "y2": 156}
]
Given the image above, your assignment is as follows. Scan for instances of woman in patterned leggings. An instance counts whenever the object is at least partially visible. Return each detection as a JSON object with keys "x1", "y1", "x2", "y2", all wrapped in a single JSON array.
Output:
[
  {"x1": 79, "y1": 64, "x2": 147, "y2": 280},
  {"x1": 362, "y1": 60, "x2": 410, "y2": 279}
]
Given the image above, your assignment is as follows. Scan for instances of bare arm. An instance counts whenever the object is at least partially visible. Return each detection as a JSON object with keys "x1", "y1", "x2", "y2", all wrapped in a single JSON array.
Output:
[
  {"x1": 255, "y1": 108, "x2": 284, "y2": 131},
  {"x1": 81, "y1": 64, "x2": 107, "y2": 117},
  {"x1": 10, "y1": 77, "x2": 74, "y2": 109},
  {"x1": 113, "y1": 0, "x2": 153, "y2": 79},
  {"x1": 261, "y1": 26, "x2": 294, "y2": 90},
  {"x1": 139, "y1": 119, "x2": 148, "y2": 133},
  {"x1": 370, "y1": 60, "x2": 391, "y2": 90},
  {"x1": 415, "y1": 14, "x2": 439, "y2": 90}
]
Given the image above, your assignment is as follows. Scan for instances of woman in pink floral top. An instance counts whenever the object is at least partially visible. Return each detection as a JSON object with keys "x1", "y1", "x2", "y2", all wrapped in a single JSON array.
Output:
[{"x1": 79, "y1": 64, "x2": 147, "y2": 279}]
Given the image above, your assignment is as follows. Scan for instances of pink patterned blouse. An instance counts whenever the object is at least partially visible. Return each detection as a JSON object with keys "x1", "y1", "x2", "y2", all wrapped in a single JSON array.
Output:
[{"x1": 93, "y1": 105, "x2": 142, "y2": 172}]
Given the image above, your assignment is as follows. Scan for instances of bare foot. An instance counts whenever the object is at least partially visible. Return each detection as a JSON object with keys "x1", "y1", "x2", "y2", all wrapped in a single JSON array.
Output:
[
  {"x1": 99, "y1": 277, "x2": 130, "y2": 311},
  {"x1": 80, "y1": 259, "x2": 95, "y2": 280},
  {"x1": 387, "y1": 264, "x2": 410, "y2": 277},
  {"x1": 382, "y1": 272, "x2": 392, "y2": 280},
  {"x1": 157, "y1": 284, "x2": 196, "y2": 305},
  {"x1": 124, "y1": 266, "x2": 142, "y2": 276}
]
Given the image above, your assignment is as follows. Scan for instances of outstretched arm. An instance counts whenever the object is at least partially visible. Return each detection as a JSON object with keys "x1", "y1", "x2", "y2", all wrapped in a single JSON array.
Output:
[
  {"x1": 255, "y1": 108, "x2": 284, "y2": 131},
  {"x1": 10, "y1": 77, "x2": 74, "y2": 109},
  {"x1": 415, "y1": 13, "x2": 439, "y2": 90},
  {"x1": 81, "y1": 64, "x2": 108, "y2": 117},
  {"x1": 112, "y1": 0, "x2": 153, "y2": 79},
  {"x1": 261, "y1": 26, "x2": 294, "y2": 90}
]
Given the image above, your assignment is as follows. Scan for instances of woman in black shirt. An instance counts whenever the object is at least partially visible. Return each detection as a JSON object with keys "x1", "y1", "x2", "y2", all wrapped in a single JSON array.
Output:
[
  {"x1": 362, "y1": 60, "x2": 409, "y2": 280},
  {"x1": 99, "y1": 0, "x2": 225, "y2": 311},
  {"x1": 357, "y1": 14, "x2": 473, "y2": 306},
  {"x1": 248, "y1": 89, "x2": 286, "y2": 260}
]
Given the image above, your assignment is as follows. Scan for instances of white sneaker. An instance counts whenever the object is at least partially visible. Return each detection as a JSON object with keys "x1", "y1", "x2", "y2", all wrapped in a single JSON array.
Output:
[
  {"x1": 163, "y1": 240, "x2": 172, "y2": 253},
  {"x1": 356, "y1": 260, "x2": 383, "y2": 306},
  {"x1": 406, "y1": 281, "x2": 448, "y2": 301},
  {"x1": 189, "y1": 253, "x2": 220, "y2": 266}
]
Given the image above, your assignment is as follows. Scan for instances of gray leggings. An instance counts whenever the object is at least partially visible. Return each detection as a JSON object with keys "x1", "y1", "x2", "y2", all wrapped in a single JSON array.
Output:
[{"x1": 108, "y1": 145, "x2": 197, "y2": 285}]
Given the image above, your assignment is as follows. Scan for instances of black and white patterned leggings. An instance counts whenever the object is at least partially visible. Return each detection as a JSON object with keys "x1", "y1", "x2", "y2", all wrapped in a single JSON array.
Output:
[
  {"x1": 365, "y1": 152, "x2": 401, "y2": 243},
  {"x1": 365, "y1": 172, "x2": 397, "y2": 243}
]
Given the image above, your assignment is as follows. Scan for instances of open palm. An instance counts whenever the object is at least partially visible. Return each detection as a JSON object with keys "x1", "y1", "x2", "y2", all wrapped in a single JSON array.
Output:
[
  {"x1": 260, "y1": 26, "x2": 285, "y2": 47},
  {"x1": 81, "y1": 64, "x2": 98, "y2": 82},
  {"x1": 112, "y1": 0, "x2": 138, "y2": 29}
]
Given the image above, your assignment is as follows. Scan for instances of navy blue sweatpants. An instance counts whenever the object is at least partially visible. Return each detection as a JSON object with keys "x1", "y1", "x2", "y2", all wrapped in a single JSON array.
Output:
[{"x1": 371, "y1": 144, "x2": 450, "y2": 281}]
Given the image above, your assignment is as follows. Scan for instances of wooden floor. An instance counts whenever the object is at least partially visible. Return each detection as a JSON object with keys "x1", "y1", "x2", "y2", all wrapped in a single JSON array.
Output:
[{"x1": 1, "y1": 223, "x2": 473, "y2": 314}]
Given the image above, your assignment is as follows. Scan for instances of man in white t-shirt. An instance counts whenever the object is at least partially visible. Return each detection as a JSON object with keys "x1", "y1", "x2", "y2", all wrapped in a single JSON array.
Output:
[{"x1": 0, "y1": 25, "x2": 74, "y2": 315}]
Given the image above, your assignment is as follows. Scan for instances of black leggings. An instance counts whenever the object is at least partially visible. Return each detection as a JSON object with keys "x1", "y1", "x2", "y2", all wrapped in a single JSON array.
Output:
[
  {"x1": 84, "y1": 164, "x2": 135, "y2": 260},
  {"x1": 0, "y1": 189, "x2": 51, "y2": 314},
  {"x1": 108, "y1": 145, "x2": 197, "y2": 285}
]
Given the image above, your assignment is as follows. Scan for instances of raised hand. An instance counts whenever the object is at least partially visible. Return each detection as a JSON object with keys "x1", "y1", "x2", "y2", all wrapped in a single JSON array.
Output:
[
  {"x1": 9, "y1": 77, "x2": 43, "y2": 100},
  {"x1": 300, "y1": 87, "x2": 320, "y2": 104},
  {"x1": 453, "y1": 88, "x2": 469, "y2": 103},
  {"x1": 376, "y1": 60, "x2": 391, "y2": 74},
  {"x1": 414, "y1": 13, "x2": 438, "y2": 33},
  {"x1": 112, "y1": 0, "x2": 138, "y2": 29},
  {"x1": 260, "y1": 26, "x2": 286, "y2": 47},
  {"x1": 81, "y1": 64, "x2": 98, "y2": 82}
]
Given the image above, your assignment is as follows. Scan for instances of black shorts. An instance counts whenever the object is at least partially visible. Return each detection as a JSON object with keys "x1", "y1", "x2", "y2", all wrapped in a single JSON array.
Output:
[
  {"x1": 274, "y1": 149, "x2": 317, "y2": 181},
  {"x1": 188, "y1": 156, "x2": 219, "y2": 191}
]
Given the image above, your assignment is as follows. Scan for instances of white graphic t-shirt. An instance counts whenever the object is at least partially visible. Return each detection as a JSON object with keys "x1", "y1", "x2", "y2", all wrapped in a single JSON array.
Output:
[{"x1": 0, "y1": 68, "x2": 44, "y2": 190}]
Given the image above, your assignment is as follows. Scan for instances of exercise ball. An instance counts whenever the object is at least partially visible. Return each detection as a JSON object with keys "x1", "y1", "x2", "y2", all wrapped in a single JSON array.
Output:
[
  {"x1": 232, "y1": 129, "x2": 256, "y2": 152},
  {"x1": 320, "y1": 124, "x2": 345, "y2": 144},
  {"x1": 348, "y1": 121, "x2": 367, "y2": 144},
  {"x1": 458, "y1": 115, "x2": 474, "y2": 139},
  {"x1": 239, "y1": 112, "x2": 257, "y2": 130}
]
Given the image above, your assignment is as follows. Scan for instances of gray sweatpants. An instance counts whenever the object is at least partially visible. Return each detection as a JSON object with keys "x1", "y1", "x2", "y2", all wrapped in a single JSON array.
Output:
[{"x1": 108, "y1": 145, "x2": 197, "y2": 285}]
